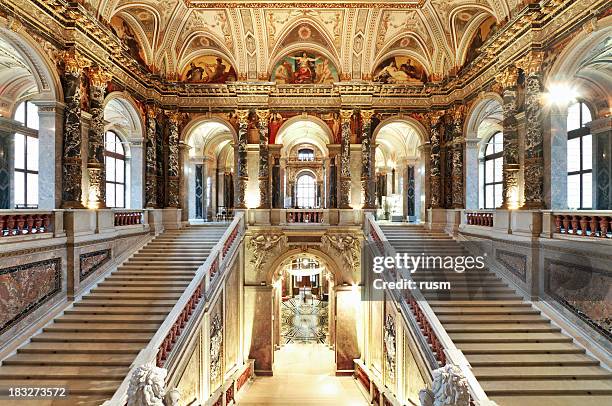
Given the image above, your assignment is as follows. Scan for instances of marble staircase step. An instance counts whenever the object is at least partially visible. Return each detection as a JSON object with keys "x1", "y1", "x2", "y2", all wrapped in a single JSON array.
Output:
[
  {"x1": 450, "y1": 333, "x2": 575, "y2": 344},
  {"x1": 2, "y1": 353, "x2": 135, "y2": 367},
  {"x1": 19, "y1": 342, "x2": 143, "y2": 354},
  {"x1": 466, "y1": 353, "x2": 599, "y2": 367}
]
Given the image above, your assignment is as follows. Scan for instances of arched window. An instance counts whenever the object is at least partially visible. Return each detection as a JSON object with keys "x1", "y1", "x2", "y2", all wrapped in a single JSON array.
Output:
[
  {"x1": 482, "y1": 132, "x2": 503, "y2": 209},
  {"x1": 104, "y1": 131, "x2": 126, "y2": 208},
  {"x1": 298, "y1": 148, "x2": 315, "y2": 162},
  {"x1": 13, "y1": 101, "x2": 39, "y2": 208},
  {"x1": 567, "y1": 101, "x2": 592, "y2": 209},
  {"x1": 296, "y1": 173, "x2": 316, "y2": 208}
]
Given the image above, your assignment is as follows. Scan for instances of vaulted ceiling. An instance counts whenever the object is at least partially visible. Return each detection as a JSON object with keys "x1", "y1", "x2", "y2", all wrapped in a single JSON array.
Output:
[{"x1": 82, "y1": 0, "x2": 522, "y2": 81}]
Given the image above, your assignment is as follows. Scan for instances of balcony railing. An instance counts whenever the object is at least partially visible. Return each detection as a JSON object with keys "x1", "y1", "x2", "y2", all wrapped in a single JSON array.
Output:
[
  {"x1": 465, "y1": 210, "x2": 494, "y2": 227},
  {"x1": 287, "y1": 209, "x2": 325, "y2": 224},
  {"x1": 113, "y1": 210, "x2": 143, "y2": 226},
  {"x1": 553, "y1": 211, "x2": 612, "y2": 238},
  {"x1": 0, "y1": 211, "x2": 53, "y2": 238}
]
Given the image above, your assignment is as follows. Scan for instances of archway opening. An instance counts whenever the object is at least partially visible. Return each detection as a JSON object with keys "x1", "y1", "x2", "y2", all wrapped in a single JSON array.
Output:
[
  {"x1": 373, "y1": 120, "x2": 425, "y2": 222},
  {"x1": 184, "y1": 120, "x2": 235, "y2": 221}
]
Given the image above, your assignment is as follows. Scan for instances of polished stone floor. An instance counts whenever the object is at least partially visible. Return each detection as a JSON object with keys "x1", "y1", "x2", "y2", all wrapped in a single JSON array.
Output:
[
  {"x1": 281, "y1": 298, "x2": 328, "y2": 344},
  {"x1": 236, "y1": 343, "x2": 367, "y2": 405}
]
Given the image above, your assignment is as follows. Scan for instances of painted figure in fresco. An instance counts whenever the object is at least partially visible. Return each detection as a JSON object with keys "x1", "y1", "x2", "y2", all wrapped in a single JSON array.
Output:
[
  {"x1": 275, "y1": 61, "x2": 295, "y2": 84},
  {"x1": 185, "y1": 62, "x2": 204, "y2": 82},
  {"x1": 315, "y1": 59, "x2": 334, "y2": 84},
  {"x1": 204, "y1": 58, "x2": 226, "y2": 82},
  {"x1": 289, "y1": 52, "x2": 320, "y2": 84},
  {"x1": 269, "y1": 113, "x2": 284, "y2": 144},
  {"x1": 374, "y1": 60, "x2": 422, "y2": 84},
  {"x1": 121, "y1": 22, "x2": 145, "y2": 65}
]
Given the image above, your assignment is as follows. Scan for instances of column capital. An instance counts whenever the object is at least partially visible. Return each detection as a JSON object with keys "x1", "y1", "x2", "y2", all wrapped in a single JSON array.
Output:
[
  {"x1": 33, "y1": 100, "x2": 65, "y2": 114},
  {"x1": 147, "y1": 105, "x2": 160, "y2": 119},
  {"x1": 61, "y1": 49, "x2": 90, "y2": 74},
  {"x1": 165, "y1": 110, "x2": 182, "y2": 124},
  {"x1": 360, "y1": 109, "x2": 375, "y2": 123},
  {"x1": 515, "y1": 51, "x2": 544, "y2": 75},
  {"x1": 588, "y1": 117, "x2": 612, "y2": 135},
  {"x1": 427, "y1": 110, "x2": 445, "y2": 126},
  {"x1": 236, "y1": 109, "x2": 250, "y2": 124},
  {"x1": 495, "y1": 65, "x2": 518, "y2": 89},
  {"x1": 255, "y1": 109, "x2": 270, "y2": 124},
  {"x1": 339, "y1": 109, "x2": 353, "y2": 122},
  {"x1": 89, "y1": 66, "x2": 112, "y2": 88}
]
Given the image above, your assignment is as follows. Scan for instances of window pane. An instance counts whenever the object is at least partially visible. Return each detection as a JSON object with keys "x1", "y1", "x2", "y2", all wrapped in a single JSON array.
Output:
[
  {"x1": 116, "y1": 159, "x2": 124, "y2": 182},
  {"x1": 116, "y1": 185, "x2": 125, "y2": 208},
  {"x1": 14, "y1": 171, "x2": 25, "y2": 205},
  {"x1": 582, "y1": 172, "x2": 592, "y2": 209},
  {"x1": 582, "y1": 134, "x2": 592, "y2": 170},
  {"x1": 27, "y1": 173, "x2": 38, "y2": 206},
  {"x1": 115, "y1": 140, "x2": 125, "y2": 156},
  {"x1": 567, "y1": 174, "x2": 580, "y2": 209},
  {"x1": 478, "y1": 162, "x2": 484, "y2": 209},
  {"x1": 494, "y1": 132, "x2": 503, "y2": 153},
  {"x1": 14, "y1": 102, "x2": 25, "y2": 125},
  {"x1": 106, "y1": 183, "x2": 115, "y2": 207},
  {"x1": 485, "y1": 185, "x2": 494, "y2": 209},
  {"x1": 26, "y1": 102, "x2": 39, "y2": 130},
  {"x1": 485, "y1": 142, "x2": 494, "y2": 156},
  {"x1": 106, "y1": 157, "x2": 115, "y2": 181},
  {"x1": 494, "y1": 184, "x2": 503, "y2": 208},
  {"x1": 485, "y1": 160, "x2": 494, "y2": 183},
  {"x1": 494, "y1": 157, "x2": 503, "y2": 183},
  {"x1": 567, "y1": 137, "x2": 580, "y2": 172},
  {"x1": 27, "y1": 136, "x2": 38, "y2": 171},
  {"x1": 14, "y1": 133, "x2": 25, "y2": 169},
  {"x1": 567, "y1": 102, "x2": 581, "y2": 131},
  {"x1": 581, "y1": 103, "x2": 592, "y2": 125}
]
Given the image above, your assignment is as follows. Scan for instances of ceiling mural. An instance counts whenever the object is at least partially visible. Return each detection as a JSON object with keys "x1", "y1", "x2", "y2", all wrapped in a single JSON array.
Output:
[
  {"x1": 373, "y1": 56, "x2": 429, "y2": 84},
  {"x1": 182, "y1": 55, "x2": 238, "y2": 83},
  {"x1": 463, "y1": 15, "x2": 497, "y2": 66},
  {"x1": 271, "y1": 52, "x2": 339, "y2": 84},
  {"x1": 85, "y1": 0, "x2": 519, "y2": 80}
]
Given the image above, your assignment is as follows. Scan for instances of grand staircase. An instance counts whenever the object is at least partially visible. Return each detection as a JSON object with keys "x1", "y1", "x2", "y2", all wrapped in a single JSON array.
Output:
[
  {"x1": 0, "y1": 225, "x2": 227, "y2": 406},
  {"x1": 379, "y1": 224, "x2": 612, "y2": 406}
]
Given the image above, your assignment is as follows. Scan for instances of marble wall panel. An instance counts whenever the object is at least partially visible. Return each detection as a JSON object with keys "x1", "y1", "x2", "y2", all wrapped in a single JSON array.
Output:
[
  {"x1": 224, "y1": 260, "x2": 240, "y2": 374},
  {"x1": 176, "y1": 335, "x2": 201, "y2": 405},
  {"x1": 335, "y1": 288, "x2": 360, "y2": 372},
  {"x1": 79, "y1": 249, "x2": 111, "y2": 282}
]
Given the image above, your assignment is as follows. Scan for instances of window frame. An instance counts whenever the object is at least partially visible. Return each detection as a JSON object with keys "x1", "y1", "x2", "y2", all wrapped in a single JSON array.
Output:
[
  {"x1": 104, "y1": 130, "x2": 127, "y2": 208},
  {"x1": 567, "y1": 101, "x2": 593, "y2": 210},
  {"x1": 297, "y1": 148, "x2": 315, "y2": 162},
  {"x1": 13, "y1": 100, "x2": 39, "y2": 209},
  {"x1": 295, "y1": 173, "x2": 317, "y2": 208},
  {"x1": 482, "y1": 131, "x2": 503, "y2": 209}
]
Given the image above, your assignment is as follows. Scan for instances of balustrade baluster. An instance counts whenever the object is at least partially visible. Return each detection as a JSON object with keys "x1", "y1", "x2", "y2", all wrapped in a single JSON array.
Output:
[
  {"x1": 562, "y1": 215, "x2": 570, "y2": 234},
  {"x1": 554, "y1": 215, "x2": 562, "y2": 233},
  {"x1": 600, "y1": 216, "x2": 609, "y2": 238},
  {"x1": 571, "y1": 215, "x2": 579, "y2": 234},
  {"x1": 579, "y1": 216, "x2": 588, "y2": 236},
  {"x1": 590, "y1": 216, "x2": 599, "y2": 237}
]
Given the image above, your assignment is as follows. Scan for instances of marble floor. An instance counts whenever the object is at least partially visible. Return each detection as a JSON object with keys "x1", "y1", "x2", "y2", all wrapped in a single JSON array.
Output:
[{"x1": 236, "y1": 344, "x2": 368, "y2": 406}]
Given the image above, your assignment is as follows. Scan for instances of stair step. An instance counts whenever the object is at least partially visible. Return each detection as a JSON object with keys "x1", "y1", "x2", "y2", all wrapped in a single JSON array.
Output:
[
  {"x1": 438, "y1": 315, "x2": 548, "y2": 323},
  {"x1": 99, "y1": 281, "x2": 190, "y2": 287},
  {"x1": 32, "y1": 332, "x2": 152, "y2": 343},
  {"x1": 3, "y1": 353, "x2": 134, "y2": 367},
  {"x1": 0, "y1": 379, "x2": 120, "y2": 396},
  {"x1": 44, "y1": 323, "x2": 160, "y2": 333},
  {"x1": 0, "y1": 366, "x2": 128, "y2": 380},
  {"x1": 473, "y1": 366, "x2": 612, "y2": 380},
  {"x1": 429, "y1": 300, "x2": 529, "y2": 306},
  {"x1": 480, "y1": 379, "x2": 612, "y2": 395},
  {"x1": 432, "y1": 307, "x2": 540, "y2": 315},
  {"x1": 91, "y1": 286, "x2": 186, "y2": 293},
  {"x1": 57, "y1": 314, "x2": 166, "y2": 323},
  {"x1": 459, "y1": 342, "x2": 582, "y2": 354},
  {"x1": 85, "y1": 292, "x2": 182, "y2": 300},
  {"x1": 77, "y1": 299, "x2": 177, "y2": 306},
  {"x1": 19, "y1": 342, "x2": 143, "y2": 354},
  {"x1": 466, "y1": 354, "x2": 599, "y2": 366},
  {"x1": 451, "y1": 333, "x2": 574, "y2": 344},
  {"x1": 109, "y1": 276, "x2": 193, "y2": 281},
  {"x1": 65, "y1": 306, "x2": 171, "y2": 315},
  {"x1": 443, "y1": 324, "x2": 560, "y2": 333}
]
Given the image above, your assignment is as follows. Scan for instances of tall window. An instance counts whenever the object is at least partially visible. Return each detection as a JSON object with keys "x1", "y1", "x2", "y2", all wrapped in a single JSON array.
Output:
[
  {"x1": 13, "y1": 101, "x2": 39, "y2": 208},
  {"x1": 105, "y1": 131, "x2": 126, "y2": 208},
  {"x1": 567, "y1": 101, "x2": 592, "y2": 209},
  {"x1": 482, "y1": 132, "x2": 503, "y2": 209},
  {"x1": 297, "y1": 148, "x2": 315, "y2": 162},
  {"x1": 296, "y1": 173, "x2": 316, "y2": 208}
]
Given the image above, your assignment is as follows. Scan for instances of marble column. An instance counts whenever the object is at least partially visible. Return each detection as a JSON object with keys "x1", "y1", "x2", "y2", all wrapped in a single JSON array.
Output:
[
  {"x1": 145, "y1": 105, "x2": 159, "y2": 208},
  {"x1": 0, "y1": 129, "x2": 13, "y2": 208},
  {"x1": 256, "y1": 109, "x2": 270, "y2": 209},
  {"x1": 361, "y1": 110, "x2": 376, "y2": 209},
  {"x1": 451, "y1": 106, "x2": 465, "y2": 208},
  {"x1": 270, "y1": 144, "x2": 282, "y2": 209},
  {"x1": 166, "y1": 111, "x2": 181, "y2": 208},
  {"x1": 60, "y1": 50, "x2": 90, "y2": 208},
  {"x1": 497, "y1": 66, "x2": 520, "y2": 209},
  {"x1": 235, "y1": 110, "x2": 249, "y2": 209},
  {"x1": 428, "y1": 112, "x2": 444, "y2": 208},
  {"x1": 328, "y1": 144, "x2": 340, "y2": 209},
  {"x1": 35, "y1": 101, "x2": 63, "y2": 209},
  {"x1": 86, "y1": 66, "x2": 111, "y2": 209},
  {"x1": 339, "y1": 110, "x2": 352, "y2": 209},
  {"x1": 129, "y1": 137, "x2": 145, "y2": 209},
  {"x1": 590, "y1": 117, "x2": 612, "y2": 209},
  {"x1": 464, "y1": 138, "x2": 480, "y2": 209},
  {"x1": 518, "y1": 52, "x2": 546, "y2": 209},
  {"x1": 544, "y1": 103, "x2": 568, "y2": 209}
]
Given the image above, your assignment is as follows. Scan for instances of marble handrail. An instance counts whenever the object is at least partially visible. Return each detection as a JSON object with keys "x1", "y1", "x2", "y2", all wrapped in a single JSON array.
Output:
[
  {"x1": 465, "y1": 210, "x2": 494, "y2": 227},
  {"x1": 286, "y1": 209, "x2": 325, "y2": 223},
  {"x1": 0, "y1": 210, "x2": 53, "y2": 237},
  {"x1": 113, "y1": 210, "x2": 143, "y2": 226},
  {"x1": 552, "y1": 211, "x2": 612, "y2": 238}
]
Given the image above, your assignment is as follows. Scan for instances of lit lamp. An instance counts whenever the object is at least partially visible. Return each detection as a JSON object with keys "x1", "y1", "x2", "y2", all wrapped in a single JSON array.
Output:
[{"x1": 545, "y1": 83, "x2": 579, "y2": 107}]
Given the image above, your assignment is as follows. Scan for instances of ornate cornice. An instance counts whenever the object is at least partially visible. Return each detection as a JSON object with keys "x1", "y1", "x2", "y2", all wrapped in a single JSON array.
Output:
[{"x1": 515, "y1": 51, "x2": 545, "y2": 75}]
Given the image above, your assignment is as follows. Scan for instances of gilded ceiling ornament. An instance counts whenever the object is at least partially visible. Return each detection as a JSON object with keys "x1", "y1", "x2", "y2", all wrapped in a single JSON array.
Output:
[
  {"x1": 495, "y1": 65, "x2": 518, "y2": 89},
  {"x1": 89, "y1": 66, "x2": 112, "y2": 88},
  {"x1": 61, "y1": 49, "x2": 90, "y2": 74},
  {"x1": 515, "y1": 51, "x2": 544, "y2": 75}
]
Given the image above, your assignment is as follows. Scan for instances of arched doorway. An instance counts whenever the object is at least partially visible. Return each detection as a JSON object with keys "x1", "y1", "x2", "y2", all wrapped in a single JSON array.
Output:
[
  {"x1": 372, "y1": 119, "x2": 427, "y2": 222},
  {"x1": 183, "y1": 119, "x2": 236, "y2": 221}
]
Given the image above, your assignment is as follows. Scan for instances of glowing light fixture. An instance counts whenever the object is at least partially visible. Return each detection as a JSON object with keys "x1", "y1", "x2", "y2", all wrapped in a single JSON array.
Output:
[{"x1": 545, "y1": 83, "x2": 579, "y2": 107}]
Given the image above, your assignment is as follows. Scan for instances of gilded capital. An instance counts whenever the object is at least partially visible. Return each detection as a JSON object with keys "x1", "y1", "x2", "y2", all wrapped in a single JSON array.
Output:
[
  {"x1": 360, "y1": 110, "x2": 375, "y2": 124},
  {"x1": 166, "y1": 110, "x2": 182, "y2": 124},
  {"x1": 516, "y1": 51, "x2": 544, "y2": 75},
  {"x1": 340, "y1": 109, "x2": 353, "y2": 122},
  {"x1": 256, "y1": 109, "x2": 270, "y2": 125},
  {"x1": 495, "y1": 65, "x2": 518, "y2": 89},
  {"x1": 453, "y1": 105, "x2": 465, "y2": 121},
  {"x1": 427, "y1": 110, "x2": 445, "y2": 126},
  {"x1": 236, "y1": 109, "x2": 250, "y2": 124},
  {"x1": 147, "y1": 105, "x2": 159, "y2": 119},
  {"x1": 61, "y1": 49, "x2": 90, "y2": 74},
  {"x1": 89, "y1": 66, "x2": 112, "y2": 88}
]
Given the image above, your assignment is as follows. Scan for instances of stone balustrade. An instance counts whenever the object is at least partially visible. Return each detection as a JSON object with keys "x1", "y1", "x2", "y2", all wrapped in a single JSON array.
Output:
[
  {"x1": 465, "y1": 210, "x2": 494, "y2": 227},
  {"x1": 553, "y1": 211, "x2": 612, "y2": 238},
  {"x1": 0, "y1": 211, "x2": 53, "y2": 237},
  {"x1": 113, "y1": 210, "x2": 143, "y2": 226},
  {"x1": 286, "y1": 209, "x2": 325, "y2": 223}
]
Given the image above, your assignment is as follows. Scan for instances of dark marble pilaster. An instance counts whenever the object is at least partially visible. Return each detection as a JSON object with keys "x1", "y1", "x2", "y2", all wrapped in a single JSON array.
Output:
[
  {"x1": 518, "y1": 52, "x2": 545, "y2": 209},
  {"x1": 451, "y1": 106, "x2": 465, "y2": 208},
  {"x1": 86, "y1": 67, "x2": 111, "y2": 209},
  {"x1": 428, "y1": 111, "x2": 444, "y2": 208},
  {"x1": 145, "y1": 105, "x2": 159, "y2": 208},
  {"x1": 339, "y1": 110, "x2": 352, "y2": 209},
  {"x1": 166, "y1": 111, "x2": 181, "y2": 208},
  {"x1": 256, "y1": 109, "x2": 270, "y2": 209},
  {"x1": 60, "y1": 50, "x2": 90, "y2": 208},
  {"x1": 497, "y1": 66, "x2": 520, "y2": 209},
  {"x1": 360, "y1": 110, "x2": 375, "y2": 209},
  {"x1": 235, "y1": 110, "x2": 249, "y2": 209},
  {"x1": 0, "y1": 130, "x2": 12, "y2": 209}
]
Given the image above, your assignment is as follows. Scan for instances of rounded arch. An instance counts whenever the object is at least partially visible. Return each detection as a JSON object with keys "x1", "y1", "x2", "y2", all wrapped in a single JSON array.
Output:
[
  {"x1": 452, "y1": 9, "x2": 496, "y2": 66},
  {"x1": 176, "y1": 34, "x2": 238, "y2": 74},
  {"x1": 275, "y1": 115, "x2": 334, "y2": 155},
  {"x1": 372, "y1": 116, "x2": 428, "y2": 146},
  {"x1": 182, "y1": 116, "x2": 237, "y2": 144},
  {"x1": 265, "y1": 247, "x2": 345, "y2": 285},
  {"x1": 267, "y1": 44, "x2": 341, "y2": 80},
  {"x1": 371, "y1": 49, "x2": 433, "y2": 79},
  {"x1": 113, "y1": 3, "x2": 161, "y2": 51},
  {"x1": 464, "y1": 92, "x2": 503, "y2": 140},
  {"x1": 372, "y1": 32, "x2": 433, "y2": 73},
  {"x1": 0, "y1": 22, "x2": 63, "y2": 112},
  {"x1": 103, "y1": 92, "x2": 145, "y2": 140}
]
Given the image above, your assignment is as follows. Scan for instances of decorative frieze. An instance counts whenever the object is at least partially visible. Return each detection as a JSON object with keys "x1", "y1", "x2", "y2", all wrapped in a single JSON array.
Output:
[
  {"x1": 496, "y1": 66, "x2": 520, "y2": 209},
  {"x1": 79, "y1": 249, "x2": 111, "y2": 282},
  {"x1": 384, "y1": 314, "x2": 396, "y2": 383},
  {"x1": 86, "y1": 66, "x2": 112, "y2": 209},
  {"x1": 166, "y1": 111, "x2": 181, "y2": 208},
  {"x1": 321, "y1": 233, "x2": 360, "y2": 271},
  {"x1": 145, "y1": 105, "x2": 159, "y2": 208},
  {"x1": 60, "y1": 50, "x2": 90, "y2": 208},
  {"x1": 517, "y1": 51, "x2": 545, "y2": 209},
  {"x1": 451, "y1": 106, "x2": 465, "y2": 208},
  {"x1": 256, "y1": 109, "x2": 270, "y2": 208},
  {"x1": 339, "y1": 109, "x2": 352, "y2": 209},
  {"x1": 0, "y1": 258, "x2": 62, "y2": 335},
  {"x1": 428, "y1": 111, "x2": 444, "y2": 208},
  {"x1": 235, "y1": 110, "x2": 249, "y2": 209},
  {"x1": 209, "y1": 313, "x2": 223, "y2": 387}
]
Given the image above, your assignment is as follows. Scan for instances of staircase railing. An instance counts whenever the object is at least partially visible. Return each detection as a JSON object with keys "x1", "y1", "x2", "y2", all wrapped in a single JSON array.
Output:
[
  {"x1": 105, "y1": 212, "x2": 246, "y2": 405},
  {"x1": 363, "y1": 213, "x2": 491, "y2": 405}
]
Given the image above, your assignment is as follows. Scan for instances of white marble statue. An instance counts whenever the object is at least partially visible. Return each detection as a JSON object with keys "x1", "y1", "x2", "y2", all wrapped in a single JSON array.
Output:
[
  {"x1": 419, "y1": 364, "x2": 470, "y2": 406},
  {"x1": 127, "y1": 362, "x2": 168, "y2": 406}
]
